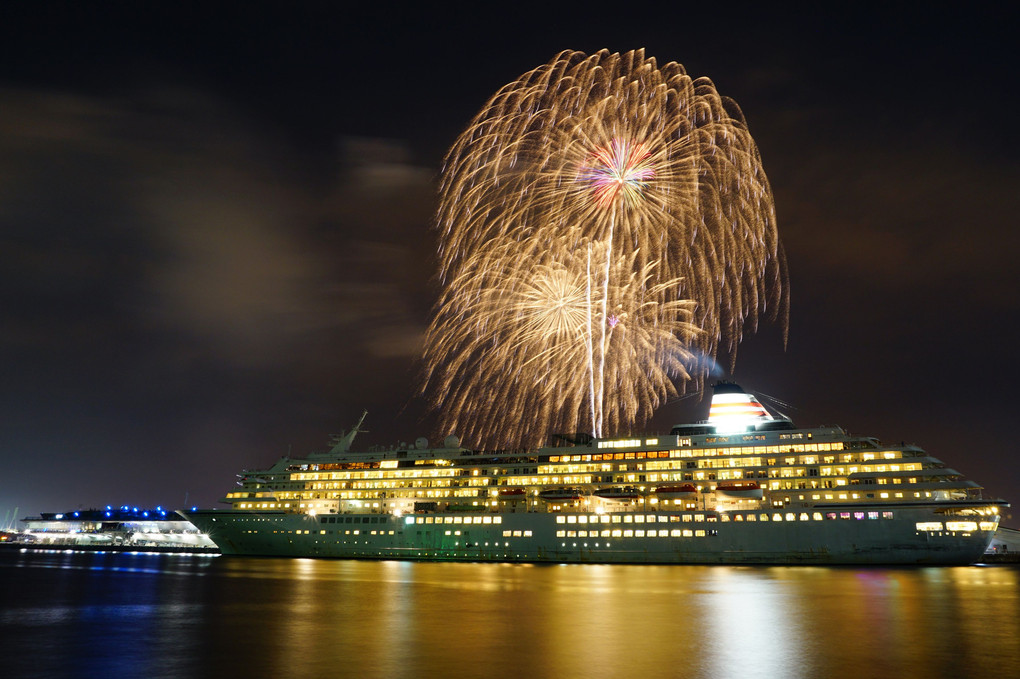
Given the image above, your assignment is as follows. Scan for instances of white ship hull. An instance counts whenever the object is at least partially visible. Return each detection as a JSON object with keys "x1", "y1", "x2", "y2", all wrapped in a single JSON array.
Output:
[{"x1": 182, "y1": 502, "x2": 996, "y2": 566}]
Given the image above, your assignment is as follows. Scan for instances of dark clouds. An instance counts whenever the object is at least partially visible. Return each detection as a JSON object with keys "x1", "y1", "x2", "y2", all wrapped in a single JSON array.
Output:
[
  {"x1": 0, "y1": 79, "x2": 437, "y2": 520},
  {"x1": 0, "y1": 4, "x2": 1017, "y2": 527},
  {"x1": 2, "y1": 85, "x2": 434, "y2": 369}
]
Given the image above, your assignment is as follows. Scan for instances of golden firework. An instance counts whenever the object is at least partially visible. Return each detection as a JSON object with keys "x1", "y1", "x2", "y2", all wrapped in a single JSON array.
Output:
[{"x1": 423, "y1": 49, "x2": 788, "y2": 448}]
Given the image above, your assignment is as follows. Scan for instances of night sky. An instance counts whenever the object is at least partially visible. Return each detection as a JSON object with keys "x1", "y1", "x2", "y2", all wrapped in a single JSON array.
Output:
[{"x1": 1, "y1": 4, "x2": 1016, "y2": 528}]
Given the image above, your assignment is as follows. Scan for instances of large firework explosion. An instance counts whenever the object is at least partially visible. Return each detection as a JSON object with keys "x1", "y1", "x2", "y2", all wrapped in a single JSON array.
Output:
[{"x1": 422, "y1": 49, "x2": 788, "y2": 448}]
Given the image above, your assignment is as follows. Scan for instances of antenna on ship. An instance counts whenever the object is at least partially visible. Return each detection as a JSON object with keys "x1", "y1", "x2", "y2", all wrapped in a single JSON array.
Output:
[{"x1": 328, "y1": 410, "x2": 369, "y2": 454}]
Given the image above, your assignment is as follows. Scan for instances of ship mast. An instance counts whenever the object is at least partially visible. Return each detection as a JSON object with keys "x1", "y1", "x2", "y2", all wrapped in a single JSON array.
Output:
[{"x1": 328, "y1": 410, "x2": 368, "y2": 454}]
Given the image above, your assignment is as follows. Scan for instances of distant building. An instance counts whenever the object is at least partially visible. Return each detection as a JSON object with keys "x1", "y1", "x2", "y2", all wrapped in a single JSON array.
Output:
[{"x1": 987, "y1": 526, "x2": 1020, "y2": 554}]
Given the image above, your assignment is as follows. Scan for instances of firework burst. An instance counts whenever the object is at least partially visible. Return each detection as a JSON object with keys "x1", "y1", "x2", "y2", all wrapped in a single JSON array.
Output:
[
  {"x1": 423, "y1": 49, "x2": 788, "y2": 448},
  {"x1": 581, "y1": 139, "x2": 656, "y2": 209}
]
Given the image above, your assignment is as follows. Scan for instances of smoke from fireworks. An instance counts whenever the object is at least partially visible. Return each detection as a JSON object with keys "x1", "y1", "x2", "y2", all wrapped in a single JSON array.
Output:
[{"x1": 422, "y1": 49, "x2": 788, "y2": 448}]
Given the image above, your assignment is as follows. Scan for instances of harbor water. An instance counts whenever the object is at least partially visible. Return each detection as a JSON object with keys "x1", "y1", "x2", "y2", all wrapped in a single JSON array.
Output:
[{"x1": 1, "y1": 550, "x2": 1018, "y2": 679}]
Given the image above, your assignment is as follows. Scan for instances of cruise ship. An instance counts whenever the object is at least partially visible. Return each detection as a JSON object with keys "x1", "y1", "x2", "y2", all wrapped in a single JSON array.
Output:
[
  {"x1": 18, "y1": 506, "x2": 218, "y2": 552},
  {"x1": 182, "y1": 384, "x2": 1007, "y2": 565}
]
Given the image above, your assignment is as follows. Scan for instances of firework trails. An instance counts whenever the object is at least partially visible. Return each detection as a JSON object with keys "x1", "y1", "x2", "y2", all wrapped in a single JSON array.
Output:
[{"x1": 422, "y1": 49, "x2": 788, "y2": 448}]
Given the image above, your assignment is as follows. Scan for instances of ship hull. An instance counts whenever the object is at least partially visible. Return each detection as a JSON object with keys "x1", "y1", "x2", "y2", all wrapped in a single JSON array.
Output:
[{"x1": 181, "y1": 503, "x2": 996, "y2": 566}]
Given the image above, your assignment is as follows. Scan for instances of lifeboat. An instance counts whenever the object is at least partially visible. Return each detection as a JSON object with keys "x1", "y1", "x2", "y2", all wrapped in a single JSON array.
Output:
[
  {"x1": 538, "y1": 488, "x2": 585, "y2": 502},
  {"x1": 497, "y1": 488, "x2": 526, "y2": 497},
  {"x1": 654, "y1": 484, "x2": 698, "y2": 500},
  {"x1": 715, "y1": 480, "x2": 764, "y2": 499},
  {"x1": 593, "y1": 487, "x2": 642, "y2": 502}
]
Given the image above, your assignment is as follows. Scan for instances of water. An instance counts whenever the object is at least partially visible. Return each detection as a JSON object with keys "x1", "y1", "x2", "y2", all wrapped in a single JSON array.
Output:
[{"x1": 1, "y1": 551, "x2": 1018, "y2": 679}]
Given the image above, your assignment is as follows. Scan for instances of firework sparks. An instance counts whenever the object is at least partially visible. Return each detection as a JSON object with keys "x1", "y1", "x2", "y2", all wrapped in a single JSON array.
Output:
[{"x1": 423, "y1": 49, "x2": 788, "y2": 448}]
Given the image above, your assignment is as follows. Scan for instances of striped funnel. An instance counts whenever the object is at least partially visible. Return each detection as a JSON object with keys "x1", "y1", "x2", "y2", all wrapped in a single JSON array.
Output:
[{"x1": 708, "y1": 382, "x2": 773, "y2": 432}]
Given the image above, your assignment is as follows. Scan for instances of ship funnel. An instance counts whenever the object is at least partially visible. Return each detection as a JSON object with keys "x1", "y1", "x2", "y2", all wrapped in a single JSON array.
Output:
[{"x1": 708, "y1": 382, "x2": 773, "y2": 433}]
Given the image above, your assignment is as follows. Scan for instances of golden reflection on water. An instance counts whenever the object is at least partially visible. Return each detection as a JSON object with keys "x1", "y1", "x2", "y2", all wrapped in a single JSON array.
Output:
[
  {"x1": 2, "y1": 552, "x2": 1019, "y2": 679},
  {"x1": 198, "y1": 559, "x2": 1020, "y2": 679}
]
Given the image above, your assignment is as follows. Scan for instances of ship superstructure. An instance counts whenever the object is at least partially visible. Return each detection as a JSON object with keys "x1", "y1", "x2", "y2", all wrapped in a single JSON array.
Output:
[{"x1": 182, "y1": 384, "x2": 1006, "y2": 564}]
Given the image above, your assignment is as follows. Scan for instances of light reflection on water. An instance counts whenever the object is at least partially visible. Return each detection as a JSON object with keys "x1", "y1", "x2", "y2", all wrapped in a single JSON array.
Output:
[{"x1": 1, "y1": 551, "x2": 1018, "y2": 679}]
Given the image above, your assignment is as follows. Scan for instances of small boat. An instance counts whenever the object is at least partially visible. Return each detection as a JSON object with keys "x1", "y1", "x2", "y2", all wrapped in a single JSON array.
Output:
[
  {"x1": 715, "y1": 480, "x2": 764, "y2": 499},
  {"x1": 538, "y1": 488, "x2": 584, "y2": 502},
  {"x1": 593, "y1": 487, "x2": 642, "y2": 502},
  {"x1": 497, "y1": 488, "x2": 526, "y2": 497},
  {"x1": 654, "y1": 484, "x2": 699, "y2": 500}
]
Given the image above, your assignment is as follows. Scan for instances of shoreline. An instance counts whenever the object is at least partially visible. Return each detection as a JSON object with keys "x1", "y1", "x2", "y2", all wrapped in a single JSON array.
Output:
[
  {"x1": 3, "y1": 541, "x2": 1016, "y2": 563},
  {"x1": 0, "y1": 542, "x2": 219, "y2": 555}
]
